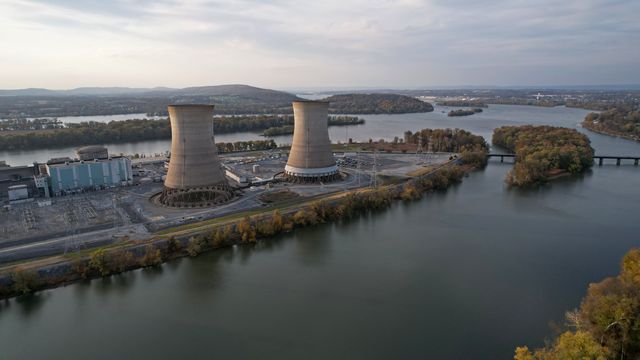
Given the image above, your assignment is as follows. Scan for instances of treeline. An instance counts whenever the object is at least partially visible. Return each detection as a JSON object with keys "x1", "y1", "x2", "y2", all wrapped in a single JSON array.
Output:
[
  {"x1": 492, "y1": 125, "x2": 594, "y2": 187},
  {"x1": 0, "y1": 118, "x2": 64, "y2": 131},
  {"x1": 447, "y1": 108, "x2": 483, "y2": 117},
  {"x1": 262, "y1": 116, "x2": 364, "y2": 136},
  {"x1": 515, "y1": 248, "x2": 640, "y2": 360},
  {"x1": 324, "y1": 93, "x2": 434, "y2": 114},
  {"x1": 402, "y1": 128, "x2": 489, "y2": 168},
  {"x1": 404, "y1": 128, "x2": 488, "y2": 153},
  {"x1": 0, "y1": 115, "x2": 361, "y2": 151},
  {"x1": 0, "y1": 166, "x2": 467, "y2": 299},
  {"x1": 437, "y1": 100, "x2": 488, "y2": 108},
  {"x1": 582, "y1": 105, "x2": 640, "y2": 141},
  {"x1": 216, "y1": 140, "x2": 276, "y2": 153}
]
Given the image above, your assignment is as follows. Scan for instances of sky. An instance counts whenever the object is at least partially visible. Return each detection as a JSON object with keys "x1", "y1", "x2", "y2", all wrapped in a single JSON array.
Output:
[{"x1": 1, "y1": 0, "x2": 639, "y2": 89}]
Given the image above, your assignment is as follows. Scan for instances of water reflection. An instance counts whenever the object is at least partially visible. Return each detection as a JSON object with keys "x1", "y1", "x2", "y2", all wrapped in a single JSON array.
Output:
[{"x1": 12, "y1": 292, "x2": 50, "y2": 318}]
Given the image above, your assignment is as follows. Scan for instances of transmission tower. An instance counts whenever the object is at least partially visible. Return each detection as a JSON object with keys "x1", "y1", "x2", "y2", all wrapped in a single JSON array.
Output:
[
  {"x1": 372, "y1": 149, "x2": 378, "y2": 189},
  {"x1": 63, "y1": 197, "x2": 84, "y2": 254}
]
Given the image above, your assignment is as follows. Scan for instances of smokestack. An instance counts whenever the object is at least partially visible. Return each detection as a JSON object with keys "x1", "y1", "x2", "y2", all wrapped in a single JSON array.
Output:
[
  {"x1": 160, "y1": 104, "x2": 232, "y2": 207},
  {"x1": 285, "y1": 101, "x2": 339, "y2": 183}
]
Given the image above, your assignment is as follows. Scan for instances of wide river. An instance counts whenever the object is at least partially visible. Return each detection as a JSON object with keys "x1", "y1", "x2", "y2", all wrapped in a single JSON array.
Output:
[{"x1": 0, "y1": 105, "x2": 639, "y2": 359}]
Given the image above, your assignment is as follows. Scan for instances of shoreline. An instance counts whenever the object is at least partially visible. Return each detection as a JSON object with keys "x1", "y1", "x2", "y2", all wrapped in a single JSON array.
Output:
[
  {"x1": 581, "y1": 123, "x2": 640, "y2": 143},
  {"x1": 0, "y1": 160, "x2": 477, "y2": 300}
]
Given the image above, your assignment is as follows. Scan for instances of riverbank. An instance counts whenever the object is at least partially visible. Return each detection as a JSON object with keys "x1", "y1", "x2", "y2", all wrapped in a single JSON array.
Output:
[
  {"x1": 582, "y1": 122, "x2": 640, "y2": 143},
  {"x1": 0, "y1": 161, "x2": 473, "y2": 300}
]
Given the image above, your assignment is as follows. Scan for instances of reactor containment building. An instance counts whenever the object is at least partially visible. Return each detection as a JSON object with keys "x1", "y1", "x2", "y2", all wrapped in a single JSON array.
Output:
[
  {"x1": 284, "y1": 100, "x2": 340, "y2": 183},
  {"x1": 159, "y1": 104, "x2": 233, "y2": 207}
]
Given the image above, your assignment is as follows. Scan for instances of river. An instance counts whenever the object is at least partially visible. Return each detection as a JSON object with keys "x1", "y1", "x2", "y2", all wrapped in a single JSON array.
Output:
[
  {"x1": 0, "y1": 105, "x2": 639, "y2": 359},
  {"x1": 2, "y1": 104, "x2": 639, "y2": 166}
]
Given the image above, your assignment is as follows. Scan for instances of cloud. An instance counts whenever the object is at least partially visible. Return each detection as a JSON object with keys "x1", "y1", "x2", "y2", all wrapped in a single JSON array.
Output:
[{"x1": 0, "y1": 0, "x2": 638, "y2": 88}]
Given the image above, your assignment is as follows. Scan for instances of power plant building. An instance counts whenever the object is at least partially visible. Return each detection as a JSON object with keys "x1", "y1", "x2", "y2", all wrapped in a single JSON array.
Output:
[
  {"x1": 46, "y1": 156, "x2": 132, "y2": 195},
  {"x1": 285, "y1": 100, "x2": 339, "y2": 182},
  {"x1": 160, "y1": 104, "x2": 232, "y2": 207}
]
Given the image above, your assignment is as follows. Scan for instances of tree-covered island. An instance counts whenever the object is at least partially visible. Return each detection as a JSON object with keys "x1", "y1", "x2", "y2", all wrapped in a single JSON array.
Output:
[{"x1": 492, "y1": 125, "x2": 594, "y2": 187}]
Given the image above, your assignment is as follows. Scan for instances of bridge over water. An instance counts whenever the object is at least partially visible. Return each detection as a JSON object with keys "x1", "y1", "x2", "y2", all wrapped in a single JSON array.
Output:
[{"x1": 487, "y1": 154, "x2": 640, "y2": 166}]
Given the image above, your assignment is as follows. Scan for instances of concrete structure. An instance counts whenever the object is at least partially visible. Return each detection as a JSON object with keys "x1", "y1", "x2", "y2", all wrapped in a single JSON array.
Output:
[
  {"x1": 33, "y1": 174, "x2": 50, "y2": 198},
  {"x1": 0, "y1": 165, "x2": 36, "y2": 200},
  {"x1": 159, "y1": 104, "x2": 233, "y2": 207},
  {"x1": 76, "y1": 146, "x2": 109, "y2": 161},
  {"x1": 285, "y1": 101, "x2": 339, "y2": 182},
  {"x1": 8, "y1": 184, "x2": 29, "y2": 202},
  {"x1": 46, "y1": 157, "x2": 132, "y2": 195}
]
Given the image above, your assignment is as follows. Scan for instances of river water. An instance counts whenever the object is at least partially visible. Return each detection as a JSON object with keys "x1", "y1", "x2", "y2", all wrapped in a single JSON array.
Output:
[
  {"x1": 0, "y1": 105, "x2": 639, "y2": 359},
  {"x1": 5, "y1": 104, "x2": 639, "y2": 166}
]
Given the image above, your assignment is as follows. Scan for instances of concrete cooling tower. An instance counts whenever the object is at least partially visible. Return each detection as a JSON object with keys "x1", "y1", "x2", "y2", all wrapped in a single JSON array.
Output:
[
  {"x1": 285, "y1": 101, "x2": 340, "y2": 183},
  {"x1": 159, "y1": 104, "x2": 233, "y2": 207}
]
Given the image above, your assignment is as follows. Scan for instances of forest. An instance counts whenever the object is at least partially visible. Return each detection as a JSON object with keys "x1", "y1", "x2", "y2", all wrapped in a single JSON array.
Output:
[
  {"x1": 515, "y1": 248, "x2": 640, "y2": 360},
  {"x1": 0, "y1": 115, "x2": 362, "y2": 151},
  {"x1": 582, "y1": 105, "x2": 640, "y2": 141},
  {"x1": 492, "y1": 125, "x2": 594, "y2": 187},
  {"x1": 324, "y1": 93, "x2": 434, "y2": 114}
]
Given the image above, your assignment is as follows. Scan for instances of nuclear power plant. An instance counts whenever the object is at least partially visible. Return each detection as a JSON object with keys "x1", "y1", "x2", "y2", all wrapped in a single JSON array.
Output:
[
  {"x1": 159, "y1": 104, "x2": 233, "y2": 207},
  {"x1": 284, "y1": 101, "x2": 340, "y2": 183}
]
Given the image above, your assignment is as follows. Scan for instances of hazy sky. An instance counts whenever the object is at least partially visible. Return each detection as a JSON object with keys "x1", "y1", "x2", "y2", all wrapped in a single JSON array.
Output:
[{"x1": 1, "y1": 0, "x2": 639, "y2": 89}]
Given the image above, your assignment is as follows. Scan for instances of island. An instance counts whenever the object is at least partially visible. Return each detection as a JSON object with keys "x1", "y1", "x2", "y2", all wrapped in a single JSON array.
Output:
[
  {"x1": 447, "y1": 108, "x2": 483, "y2": 117},
  {"x1": 323, "y1": 93, "x2": 434, "y2": 114},
  {"x1": 581, "y1": 105, "x2": 640, "y2": 142},
  {"x1": 492, "y1": 125, "x2": 594, "y2": 187},
  {"x1": 0, "y1": 115, "x2": 365, "y2": 151}
]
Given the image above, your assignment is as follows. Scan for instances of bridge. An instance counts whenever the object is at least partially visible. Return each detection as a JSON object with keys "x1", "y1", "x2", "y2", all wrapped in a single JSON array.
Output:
[{"x1": 487, "y1": 153, "x2": 640, "y2": 166}]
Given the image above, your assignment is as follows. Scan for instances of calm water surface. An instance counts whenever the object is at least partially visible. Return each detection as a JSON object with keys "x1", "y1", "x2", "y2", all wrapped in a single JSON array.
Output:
[{"x1": 0, "y1": 105, "x2": 639, "y2": 359}]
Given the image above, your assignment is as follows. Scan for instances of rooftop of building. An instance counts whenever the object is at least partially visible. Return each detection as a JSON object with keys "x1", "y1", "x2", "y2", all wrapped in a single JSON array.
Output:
[{"x1": 46, "y1": 156, "x2": 128, "y2": 167}]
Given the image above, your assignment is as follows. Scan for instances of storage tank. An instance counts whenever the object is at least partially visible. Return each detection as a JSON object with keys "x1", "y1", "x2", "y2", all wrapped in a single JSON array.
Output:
[
  {"x1": 285, "y1": 101, "x2": 339, "y2": 183},
  {"x1": 159, "y1": 104, "x2": 233, "y2": 207}
]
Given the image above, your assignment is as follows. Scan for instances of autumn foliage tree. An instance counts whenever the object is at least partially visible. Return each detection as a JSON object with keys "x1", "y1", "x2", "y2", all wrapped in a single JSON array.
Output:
[{"x1": 515, "y1": 249, "x2": 640, "y2": 359}]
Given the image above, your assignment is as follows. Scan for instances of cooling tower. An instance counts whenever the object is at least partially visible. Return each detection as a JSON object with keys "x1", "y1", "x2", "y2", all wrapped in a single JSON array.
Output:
[
  {"x1": 159, "y1": 104, "x2": 233, "y2": 207},
  {"x1": 285, "y1": 101, "x2": 340, "y2": 183}
]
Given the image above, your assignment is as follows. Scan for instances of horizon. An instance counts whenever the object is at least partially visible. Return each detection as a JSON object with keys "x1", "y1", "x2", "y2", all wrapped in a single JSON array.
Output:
[
  {"x1": 2, "y1": 83, "x2": 640, "y2": 93},
  {"x1": 1, "y1": 0, "x2": 639, "y2": 89}
]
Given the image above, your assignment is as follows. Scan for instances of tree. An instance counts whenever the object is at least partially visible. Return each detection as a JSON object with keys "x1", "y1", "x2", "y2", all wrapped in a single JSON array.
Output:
[
  {"x1": 12, "y1": 268, "x2": 39, "y2": 295},
  {"x1": 515, "y1": 331, "x2": 608, "y2": 360},
  {"x1": 89, "y1": 249, "x2": 110, "y2": 276},
  {"x1": 238, "y1": 216, "x2": 256, "y2": 243},
  {"x1": 186, "y1": 237, "x2": 202, "y2": 257},
  {"x1": 271, "y1": 210, "x2": 284, "y2": 233}
]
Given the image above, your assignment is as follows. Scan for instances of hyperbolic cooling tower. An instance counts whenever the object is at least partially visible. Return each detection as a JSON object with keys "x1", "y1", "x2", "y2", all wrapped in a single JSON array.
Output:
[
  {"x1": 159, "y1": 104, "x2": 233, "y2": 207},
  {"x1": 285, "y1": 100, "x2": 340, "y2": 183}
]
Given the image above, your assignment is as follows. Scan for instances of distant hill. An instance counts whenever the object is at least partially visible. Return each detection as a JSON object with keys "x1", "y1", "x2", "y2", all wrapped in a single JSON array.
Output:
[
  {"x1": 323, "y1": 93, "x2": 434, "y2": 114},
  {"x1": 0, "y1": 85, "x2": 302, "y2": 118}
]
